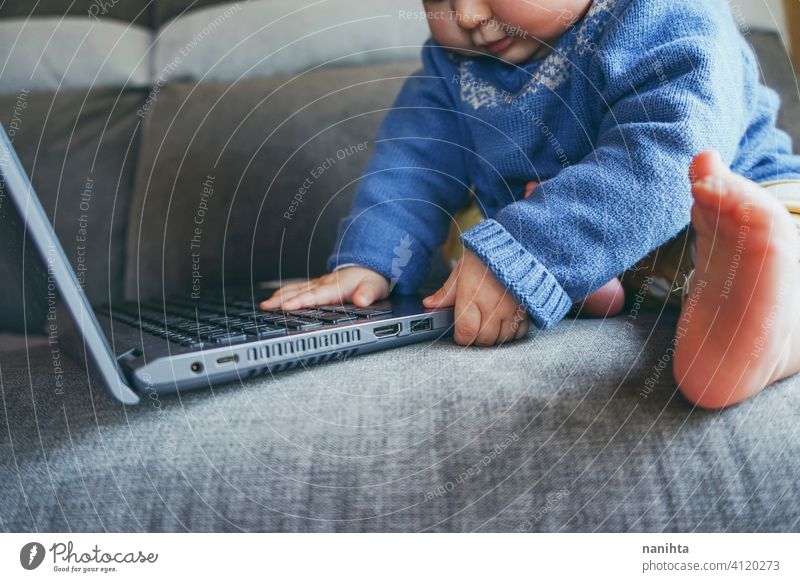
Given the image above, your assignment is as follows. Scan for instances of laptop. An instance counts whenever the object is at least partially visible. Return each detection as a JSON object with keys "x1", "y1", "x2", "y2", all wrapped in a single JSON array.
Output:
[{"x1": 0, "y1": 124, "x2": 454, "y2": 405}]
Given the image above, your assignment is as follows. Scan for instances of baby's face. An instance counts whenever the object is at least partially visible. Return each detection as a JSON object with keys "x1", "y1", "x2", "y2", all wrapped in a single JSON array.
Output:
[{"x1": 422, "y1": 0, "x2": 593, "y2": 63}]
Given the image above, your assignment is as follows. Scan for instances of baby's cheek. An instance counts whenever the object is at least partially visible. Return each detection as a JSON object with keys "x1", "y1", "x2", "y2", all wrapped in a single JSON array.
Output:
[
  {"x1": 426, "y1": 17, "x2": 471, "y2": 52},
  {"x1": 493, "y1": 0, "x2": 592, "y2": 43}
]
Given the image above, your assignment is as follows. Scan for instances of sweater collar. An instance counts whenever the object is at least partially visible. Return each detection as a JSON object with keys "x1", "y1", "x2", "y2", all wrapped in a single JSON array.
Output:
[{"x1": 455, "y1": 0, "x2": 622, "y2": 103}]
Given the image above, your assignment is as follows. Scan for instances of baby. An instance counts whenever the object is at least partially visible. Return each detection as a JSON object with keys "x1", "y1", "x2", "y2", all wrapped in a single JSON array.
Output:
[{"x1": 263, "y1": 0, "x2": 800, "y2": 409}]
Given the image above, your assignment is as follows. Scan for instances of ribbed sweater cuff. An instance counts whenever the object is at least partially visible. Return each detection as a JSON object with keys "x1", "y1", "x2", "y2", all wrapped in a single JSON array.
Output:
[{"x1": 460, "y1": 220, "x2": 573, "y2": 329}]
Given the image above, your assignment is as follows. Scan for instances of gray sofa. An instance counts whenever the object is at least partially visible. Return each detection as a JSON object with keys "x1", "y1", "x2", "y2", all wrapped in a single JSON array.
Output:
[{"x1": 1, "y1": 1, "x2": 799, "y2": 532}]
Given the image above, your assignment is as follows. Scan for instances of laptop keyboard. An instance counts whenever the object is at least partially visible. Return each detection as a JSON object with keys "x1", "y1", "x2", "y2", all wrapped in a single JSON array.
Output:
[{"x1": 98, "y1": 295, "x2": 393, "y2": 349}]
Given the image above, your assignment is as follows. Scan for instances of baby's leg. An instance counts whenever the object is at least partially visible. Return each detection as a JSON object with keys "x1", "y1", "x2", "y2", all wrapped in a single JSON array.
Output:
[
  {"x1": 578, "y1": 278, "x2": 625, "y2": 317},
  {"x1": 673, "y1": 151, "x2": 800, "y2": 408}
]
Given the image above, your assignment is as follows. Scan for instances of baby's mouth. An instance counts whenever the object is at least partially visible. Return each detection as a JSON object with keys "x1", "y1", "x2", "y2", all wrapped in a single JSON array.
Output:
[{"x1": 484, "y1": 36, "x2": 513, "y2": 55}]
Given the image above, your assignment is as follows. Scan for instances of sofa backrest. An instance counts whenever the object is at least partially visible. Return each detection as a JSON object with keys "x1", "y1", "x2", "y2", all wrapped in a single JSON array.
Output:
[
  {"x1": 0, "y1": 0, "x2": 430, "y2": 95},
  {"x1": 125, "y1": 63, "x2": 417, "y2": 301}
]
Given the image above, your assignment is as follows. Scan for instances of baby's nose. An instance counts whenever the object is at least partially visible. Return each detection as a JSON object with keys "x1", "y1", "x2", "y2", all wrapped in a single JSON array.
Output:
[{"x1": 454, "y1": 0, "x2": 492, "y2": 30}]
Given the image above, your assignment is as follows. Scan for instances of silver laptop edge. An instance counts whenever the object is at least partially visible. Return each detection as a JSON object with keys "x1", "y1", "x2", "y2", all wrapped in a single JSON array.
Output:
[
  {"x1": 114, "y1": 303, "x2": 453, "y2": 396},
  {"x1": 1, "y1": 124, "x2": 454, "y2": 404},
  {"x1": 0, "y1": 124, "x2": 140, "y2": 404}
]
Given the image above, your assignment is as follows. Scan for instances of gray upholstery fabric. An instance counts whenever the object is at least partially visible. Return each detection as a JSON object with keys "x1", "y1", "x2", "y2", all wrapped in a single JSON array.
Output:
[
  {"x1": 153, "y1": 0, "x2": 230, "y2": 28},
  {"x1": 0, "y1": 0, "x2": 154, "y2": 27},
  {"x1": 0, "y1": 18, "x2": 153, "y2": 95},
  {"x1": 152, "y1": 0, "x2": 429, "y2": 84},
  {"x1": 0, "y1": 1, "x2": 431, "y2": 97},
  {"x1": 1, "y1": 313, "x2": 798, "y2": 532},
  {"x1": 0, "y1": 88, "x2": 146, "y2": 332},
  {"x1": 124, "y1": 63, "x2": 416, "y2": 301},
  {"x1": 749, "y1": 33, "x2": 800, "y2": 144}
]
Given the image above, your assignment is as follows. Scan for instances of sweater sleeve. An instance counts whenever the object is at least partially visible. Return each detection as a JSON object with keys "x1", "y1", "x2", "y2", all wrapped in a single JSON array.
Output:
[
  {"x1": 327, "y1": 40, "x2": 471, "y2": 293},
  {"x1": 461, "y1": 1, "x2": 747, "y2": 329}
]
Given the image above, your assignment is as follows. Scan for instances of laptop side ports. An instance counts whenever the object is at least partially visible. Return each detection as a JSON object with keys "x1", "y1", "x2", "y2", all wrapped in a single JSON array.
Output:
[
  {"x1": 409, "y1": 318, "x2": 432, "y2": 333},
  {"x1": 373, "y1": 323, "x2": 402, "y2": 339}
]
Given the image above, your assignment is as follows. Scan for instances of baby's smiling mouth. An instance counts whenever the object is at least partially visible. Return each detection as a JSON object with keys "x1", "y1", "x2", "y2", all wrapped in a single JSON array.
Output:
[{"x1": 483, "y1": 36, "x2": 513, "y2": 55}]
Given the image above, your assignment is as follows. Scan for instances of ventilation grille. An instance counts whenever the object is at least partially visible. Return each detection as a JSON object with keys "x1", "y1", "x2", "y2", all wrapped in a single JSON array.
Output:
[
  {"x1": 245, "y1": 348, "x2": 359, "y2": 377},
  {"x1": 246, "y1": 329, "x2": 362, "y2": 362}
]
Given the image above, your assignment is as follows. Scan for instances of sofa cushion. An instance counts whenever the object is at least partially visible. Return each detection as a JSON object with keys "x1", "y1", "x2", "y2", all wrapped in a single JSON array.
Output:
[
  {"x1": 152, "y1": 0, "x2": 430, "y2": 84},
  {"x1": 0, "y1": 0, "x2": 153, "y2": 26},
  {"x1": 125, "y1": 62, "x2": 417, "y2": 300},
  {"x1": 0, "y1": 18, "x2": 152, "y2": 95},
  {"x1": 1, "y1": 312, "x2": 799, "y2": 531},
  {"x1": 0, "y1": 88, "x2": 145, "y2": 332},
  {"x1": 152, "y1": 0, "x2": 231, "y2": 28},
  {"x1": 749, "y1": 33, "x2": 800, "y2": 144}
]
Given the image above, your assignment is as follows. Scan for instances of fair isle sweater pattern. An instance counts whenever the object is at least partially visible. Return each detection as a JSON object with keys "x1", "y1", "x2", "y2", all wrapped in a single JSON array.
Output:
[{"x1": 459, "y1": 0, "x2": 619, "y2": 109}]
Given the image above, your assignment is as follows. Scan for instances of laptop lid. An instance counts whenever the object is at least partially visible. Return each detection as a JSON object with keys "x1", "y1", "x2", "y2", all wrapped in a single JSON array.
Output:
[{"x1": 0, "y1": 124, "x2": 140, "y2": 405}]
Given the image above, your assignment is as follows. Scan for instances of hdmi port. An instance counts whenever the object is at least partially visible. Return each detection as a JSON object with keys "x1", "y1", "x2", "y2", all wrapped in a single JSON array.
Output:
[{"x1": 373, "y1": 323, "x2": 401, "y2": 339}]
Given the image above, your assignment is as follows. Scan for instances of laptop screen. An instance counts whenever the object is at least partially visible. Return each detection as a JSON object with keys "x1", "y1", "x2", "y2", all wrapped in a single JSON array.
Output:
[{"x1": 0, "y1": 124, "x2": 140, "y2": 404}]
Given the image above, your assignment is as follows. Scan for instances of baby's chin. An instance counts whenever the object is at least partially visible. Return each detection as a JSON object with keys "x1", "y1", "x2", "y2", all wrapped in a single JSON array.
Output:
[{"x1": 498, "y1": 41, "x2": 550, "y2": 64}]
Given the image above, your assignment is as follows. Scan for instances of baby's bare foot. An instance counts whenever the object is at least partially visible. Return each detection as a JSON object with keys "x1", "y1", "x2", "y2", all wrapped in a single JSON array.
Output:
[{"x1": 673, "y1": 151, "x2": 800, "y2": 408}]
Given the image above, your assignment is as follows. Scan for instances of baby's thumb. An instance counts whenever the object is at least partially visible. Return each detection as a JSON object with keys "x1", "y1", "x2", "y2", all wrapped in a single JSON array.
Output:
[{"x1": 423, "y1": 278, "x2": 457, "y2": 308}]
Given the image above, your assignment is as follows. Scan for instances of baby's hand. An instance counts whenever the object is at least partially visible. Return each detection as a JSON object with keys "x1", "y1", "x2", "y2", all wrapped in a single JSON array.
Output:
[
  {"x1": 260, "y1": 266, "x2": 390, "y2": 311},
  {"x1": 423, "y1": 249, "x2": 529, "y2": 346}
]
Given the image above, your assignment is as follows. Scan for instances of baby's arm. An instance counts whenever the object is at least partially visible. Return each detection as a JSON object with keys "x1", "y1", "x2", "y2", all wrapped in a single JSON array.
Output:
[
  {"x1": 461, "y1": 3, "x2": 751, "y2": 330},
  {"x1": 264, "y1": 40, "x2": 471, "y2": 309}
]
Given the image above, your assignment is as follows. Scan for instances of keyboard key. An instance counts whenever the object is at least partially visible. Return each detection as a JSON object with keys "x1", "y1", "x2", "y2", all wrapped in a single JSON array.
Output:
[
  {"x1": 319, "y1": 306, "x2": 359, "y2": 315},
  {"x1": 207, "y1": 318, "x2": 251, "y2": 328},
  {"x1": 243, "y1": 327, "x2": 287, "y2": 339},
  {"x1": 204, "y1": 314, "x2": 234, "y2": 323},
  {"x1": 314, "y1": 313, "x2": 357, "y2": 324},
  {"x1": 250, "y1": 313, "x2": 288, "y2": 323},
  {"x1": 272, "y1": 318, "x2": 324, "y2": 330},
  {"x1": 289, "y1": 309, "x2": 326, "y2": 318},
  {"x1": 179, "y1": 322, "x2": 222, "y2": 331},
  {"x1": 231, "y1": 311, "x2": 261, "y2": 319},
  {"x1": 352, "y1": 308, "x2": 393, "y2": 318}
]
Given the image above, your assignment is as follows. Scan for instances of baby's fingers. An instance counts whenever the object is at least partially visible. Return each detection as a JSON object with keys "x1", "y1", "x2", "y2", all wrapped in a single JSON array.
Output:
[
  {"x1": 513, "y1": 316, "x2": 529, "y2": 340},
  {"x1": 422, "y1": 264, "x2": 459, "y2": 309},
  {"x1": 260, "y1": 281, "x2": 314, "y2": 309},
  {"x1": 453, "y1": 300, "x2": 482, "y2": 346},
  {"x1": 280, "y1": 283, "x2": 344, "y2": 311},
  {"x1": 474, "y1": 310, "x2": 502, "y2": 346}
]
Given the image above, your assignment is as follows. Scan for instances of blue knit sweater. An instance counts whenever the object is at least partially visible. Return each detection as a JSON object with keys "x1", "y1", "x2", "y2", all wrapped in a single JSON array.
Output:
[{"x1": 327, "y1": 0, "x2": 800, "y2": 329}]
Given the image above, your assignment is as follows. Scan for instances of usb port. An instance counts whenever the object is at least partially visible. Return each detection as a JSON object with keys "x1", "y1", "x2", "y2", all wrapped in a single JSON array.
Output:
[
  {"x1": 216, "y1": 354, "x2": 240, "y2": 365},
  {"x1": 410, "y1": 318, "x2": 432, "y2": 333},
  {"x1": 373, "y1": 323, "x2": 401, "y2": 339}
]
